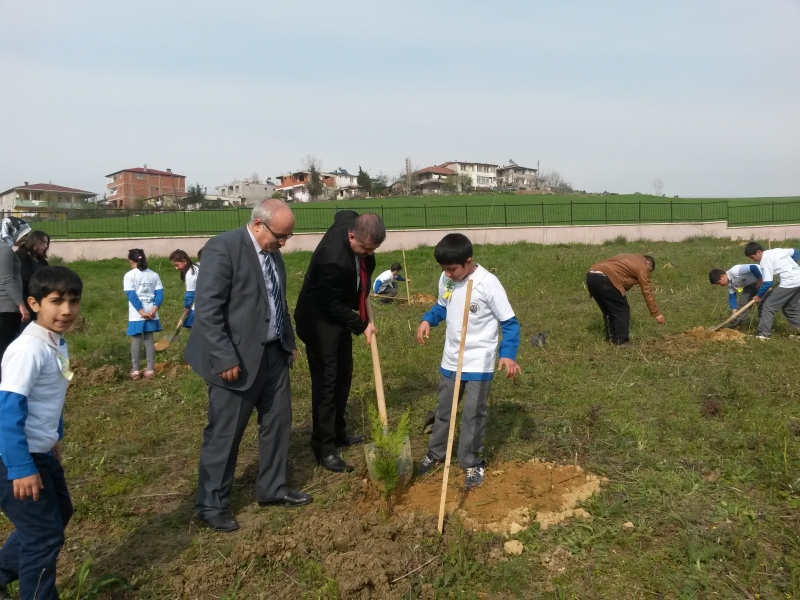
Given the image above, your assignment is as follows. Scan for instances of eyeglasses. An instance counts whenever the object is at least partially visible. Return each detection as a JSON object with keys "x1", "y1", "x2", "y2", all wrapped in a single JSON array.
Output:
[{"x1": 262, "y1": 222, "x2": 294, "y2": 241}]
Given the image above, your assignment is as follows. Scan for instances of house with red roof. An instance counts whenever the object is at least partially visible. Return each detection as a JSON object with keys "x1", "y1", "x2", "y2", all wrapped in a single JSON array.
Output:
[
  {"x1": 106, "y1": 166, "x2": 186, "y2": 209},
  {"x1": 412, "y1": 165, "x2": 456, "y2": 195},
  {"x1": 0, "y1": 182, "x2": 97, "y2": 215}
]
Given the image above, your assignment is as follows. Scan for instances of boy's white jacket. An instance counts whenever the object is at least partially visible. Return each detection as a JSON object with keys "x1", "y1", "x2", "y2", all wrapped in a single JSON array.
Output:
[
  {"x1": 437, "y1": 265, "x2": 515, "y2": 373},
  {"x1": 0, "y1": 322, "x2": 70, "y2": 479}
]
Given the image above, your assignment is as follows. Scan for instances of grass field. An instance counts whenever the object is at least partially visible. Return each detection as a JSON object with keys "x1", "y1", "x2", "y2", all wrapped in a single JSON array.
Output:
[
  {"x1": 26, "y1": 193, "x2": 800, "y2": 239},
  {"x1": 4, "y1": 237, "x2": 799, "y2": 598}
]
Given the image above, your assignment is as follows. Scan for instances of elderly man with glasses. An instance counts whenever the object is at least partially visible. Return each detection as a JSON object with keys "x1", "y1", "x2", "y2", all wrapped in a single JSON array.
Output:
[{"x1": 185, "y1": 199, "x2": 310, "y2": 533}]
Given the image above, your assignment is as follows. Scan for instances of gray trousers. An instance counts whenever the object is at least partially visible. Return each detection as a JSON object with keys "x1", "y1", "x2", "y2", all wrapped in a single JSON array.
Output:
[
  {"x1": 731, "y1": 284, "x2": 765, "y2": 326},
  {"x1": 195, "y1": 341, "x2": 291, "y2": 518},
  {"x1": 428, "y1": 374, "x2": 492, "y2": 469},
  {"x1": 757, "y1": 285, "x2": 800, "y2": 337}
]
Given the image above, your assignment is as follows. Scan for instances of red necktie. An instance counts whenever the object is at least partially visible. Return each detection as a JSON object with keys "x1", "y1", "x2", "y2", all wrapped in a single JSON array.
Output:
[{"x1": 358, "y1": 256, "x2": 368, "y2": 321}]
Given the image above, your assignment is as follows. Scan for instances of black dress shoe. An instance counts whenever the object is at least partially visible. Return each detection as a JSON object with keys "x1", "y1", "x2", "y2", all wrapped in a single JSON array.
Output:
[
  {"x1": 335, "y1": 434, "x2": 365, "y2": 447},
  {"x1": 198, "y1": 512, "x2": 240, "y2": 532},
  {"x1": 259, "y1": 489, "x2": 313, "y2": 507},
  {"x1": 318, "y1": 453, "x2": 354, "y2": 472}
]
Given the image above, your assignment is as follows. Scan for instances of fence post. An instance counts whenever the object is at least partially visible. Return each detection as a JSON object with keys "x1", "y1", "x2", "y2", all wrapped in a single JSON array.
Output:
[
  {"x1": 65, "y1": 211, "x2": 69, "y2": 238},
  {"x1": 570, "y1": 201, "x2": 573, "y2": 225},
  {"x1": 772, "y1": 202, "x2": 775, "y2": 224},
  {"x1": 503, "y1": 203, "x2": 507, "y2": 226},
  {"x1": 670, "y1": 201, "x2": 673, "y2": 223},
  {"x1": 638, "y1": 200, "x2": 641, "y2": 223},
  {"x1": 183, "y1": 210, "x2": 187, "y2": 233},
  {"x1": 700, "y1": 202, "x2": 703, "y2": 221},
  {"x1": 605, "y1": 201, "x2": 608, "y2": 224},
  {"x1": 424, "y1": 204, "x2": 428, "y2": 228},
  {"x1": 541, "y1": 203, "x2": 545, "y2": 225},
  {"x1": 464, "y1": 204, "x2": 468, "y2": 227}
]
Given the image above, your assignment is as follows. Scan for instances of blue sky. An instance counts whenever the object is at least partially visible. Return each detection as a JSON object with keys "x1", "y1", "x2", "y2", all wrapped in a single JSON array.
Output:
[{"x1": 1, "y1": 0, "x2": 798, "y2": 197}]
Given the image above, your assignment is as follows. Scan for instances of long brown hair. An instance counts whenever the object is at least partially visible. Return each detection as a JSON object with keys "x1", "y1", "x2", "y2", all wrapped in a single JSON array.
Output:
[
  {"x1": 169, "y1": 249, "x2": 198, "y2": 282},
  {"x1": 22, "y1": 230, "x2": 50, "y2": 260}
]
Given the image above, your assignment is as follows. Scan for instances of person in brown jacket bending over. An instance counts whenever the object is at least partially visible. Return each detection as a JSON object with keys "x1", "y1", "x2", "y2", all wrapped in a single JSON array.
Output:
[{"x1": 586, "y1": 254, "x2": 665, "y2": 347}]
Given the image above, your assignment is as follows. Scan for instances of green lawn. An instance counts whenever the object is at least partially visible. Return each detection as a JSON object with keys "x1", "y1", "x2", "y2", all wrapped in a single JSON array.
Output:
[
  {"x1": 27, "y1": 194, "x2": 800, "y2": 239},
  {"x1": 7, "y1": 237, "x2": 798, "y2": 598}
]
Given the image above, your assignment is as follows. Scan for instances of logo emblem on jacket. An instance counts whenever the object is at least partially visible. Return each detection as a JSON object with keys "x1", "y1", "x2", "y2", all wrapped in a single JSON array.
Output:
[{"x1": 469, "y1": 302, "x2": 478, "y2": 314}]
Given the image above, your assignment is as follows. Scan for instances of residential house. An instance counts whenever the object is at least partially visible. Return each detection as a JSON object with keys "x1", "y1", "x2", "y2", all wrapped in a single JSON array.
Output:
[
  {"x1": 106, "y1": 166, "x2": 186, "y2": 209},
  {"x1": 0, "y1": 182, "x2": 97, "y2": 215},
  {"x1": 441, "y1": 161, "x2": 498, "y2": 190},
  {"x1": 496, "y1": 161, "x2": 538, "y2": 189},
  {"x1": 331, "y1": 168, "x2": 362, "y2": 199},
  {"x1": 275, "y1": 170, "x2": 336, "y2": 202},
  {"x1": 412, "y1": 166, "x2": 456, "y2": 195},
  {"x1": 215, "y1": 178, "x2": 276, "y2": 207}
]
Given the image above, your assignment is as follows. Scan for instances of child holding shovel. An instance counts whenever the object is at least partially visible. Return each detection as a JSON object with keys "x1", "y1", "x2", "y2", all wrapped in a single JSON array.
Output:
[
  {"x1": 415, "y1": 233, "x2": 521, "y2": 489},
  {"x1": 708, "y1": 264, "x2": 763, "y2": 328}
]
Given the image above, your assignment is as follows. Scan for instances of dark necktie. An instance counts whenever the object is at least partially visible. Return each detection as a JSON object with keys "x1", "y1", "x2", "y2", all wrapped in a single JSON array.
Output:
[
  {"x1": 260, "y1": 251, "x2": 284, "y2": 338},
  {"x1": 358, "y1": 256, "x2": 368, "y2": 321}
]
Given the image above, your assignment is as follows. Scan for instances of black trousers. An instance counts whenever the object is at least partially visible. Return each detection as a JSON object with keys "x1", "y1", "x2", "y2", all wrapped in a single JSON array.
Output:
[
  {"x1": 586, "y1": 273, "x2": 630, "y2": 344},
  {"x1": 296, "y1": 319, "x2": 354, "y2": 459},
  {"x1": 0, "y1": 312, "x2": 22, "y2": 381}
]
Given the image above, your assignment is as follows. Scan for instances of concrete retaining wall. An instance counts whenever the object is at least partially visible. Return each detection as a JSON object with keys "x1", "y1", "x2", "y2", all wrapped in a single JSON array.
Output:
[{"x1": 49, "y1": 221, "x2": 800, "y2": 262}]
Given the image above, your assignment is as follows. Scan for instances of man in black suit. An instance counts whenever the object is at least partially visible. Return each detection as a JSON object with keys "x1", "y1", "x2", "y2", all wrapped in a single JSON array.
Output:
[
  {"x1": 185, "y1": 199, "x2": 311, "y2": 533},
  {"x1": 294, "y1": 211, "x2": 386, "y2": 472}
]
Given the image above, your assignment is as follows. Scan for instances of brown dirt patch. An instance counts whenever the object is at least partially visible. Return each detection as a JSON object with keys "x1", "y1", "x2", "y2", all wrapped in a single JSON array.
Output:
[
  {"x1": 71, "y1": 364, "x2": 123, "y2": 384},
  {"x1": 391, "y1": 459, "x2": 606, "y2": 534},
  {"x1": 409, "y1": 292, "x2": 437, "y2": 306},
  {"x1": 153, "y1": 361, "x2": 191, "y2": 379},
  {"x1": 682, "y1": 327, "x2": 746, "y2": 343}
]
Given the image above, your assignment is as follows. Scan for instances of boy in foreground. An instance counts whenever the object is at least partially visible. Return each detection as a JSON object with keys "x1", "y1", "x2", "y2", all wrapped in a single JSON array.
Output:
[
  {"x1": 708, "y1": 264, "x2": 764, "y2": 328},
  {"x1": 0, "y1": 266, "x2": 82, "y2": 600},
  {"x1": 415, "y1": 234, "x2": 521, "y2": 489},
  {"x1": 373, "y1": 262, "x2": 406, "y2": 303},
  {"x1": 744, "y1": 242, "x2": 800, "y2": 339}
]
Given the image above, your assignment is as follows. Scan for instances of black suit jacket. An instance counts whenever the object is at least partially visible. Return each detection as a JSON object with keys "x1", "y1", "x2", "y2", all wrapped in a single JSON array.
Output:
[
  {"x1": 184, "y1": 226, "x2": 296, "y2": 391},
  {"x1": 294, "y1": 210, "x2": 375, "y2": 334}
]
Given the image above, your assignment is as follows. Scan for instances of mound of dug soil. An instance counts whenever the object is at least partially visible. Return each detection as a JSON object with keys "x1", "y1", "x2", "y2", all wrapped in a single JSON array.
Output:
[
  {"x1": 683, "y1": 327, "x2": 746, "y2": 343},
  {"x1": 409, "y1": 292, "x2": 437, "y2": 305},
  {"x1": 392, "y1": 459, "x2": 606, "y2": 534},
  {"x1": 153, "y1": 361, "x2": 191, "y2": 378},
  {"x1": 71, "y1": 364, "x2": 123, "y2": 384}
]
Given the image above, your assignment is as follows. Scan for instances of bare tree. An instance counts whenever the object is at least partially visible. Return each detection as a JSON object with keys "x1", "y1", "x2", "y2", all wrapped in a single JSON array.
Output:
[
  {"x1": 653, "y1": 179, "x2": 664, "y2": 196},
  {"x1": 303, "y1": 155, "x2": 322, "y2": 173},
  {"x1": 540, "y1": 170, "x2": 573, "y2": 193}
]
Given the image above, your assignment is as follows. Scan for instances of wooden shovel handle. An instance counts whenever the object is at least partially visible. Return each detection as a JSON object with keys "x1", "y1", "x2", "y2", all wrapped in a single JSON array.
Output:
[
  {"x1": 708, "y1": 298, "x2": 756, "y2": 331},
  {"x1": 438, "y1": 279, "x2": 473, "y2": 534},
  {"x1": 365, "y1": 298, "x2": 389, "y2": 430}
]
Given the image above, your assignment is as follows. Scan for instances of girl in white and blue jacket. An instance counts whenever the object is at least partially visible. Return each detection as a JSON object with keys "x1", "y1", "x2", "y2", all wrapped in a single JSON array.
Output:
[{"x1": 124, "y1": 249, "x2": 163, "y2": 380}]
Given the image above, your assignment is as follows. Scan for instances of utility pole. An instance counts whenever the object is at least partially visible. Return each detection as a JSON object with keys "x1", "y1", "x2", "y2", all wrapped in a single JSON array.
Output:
[
  {"x1": 406, "y1": 157, "x2": 412, "y2": 196},
  {"x1": 536, "y1": 160, "x2": 540, "y2": 189}
]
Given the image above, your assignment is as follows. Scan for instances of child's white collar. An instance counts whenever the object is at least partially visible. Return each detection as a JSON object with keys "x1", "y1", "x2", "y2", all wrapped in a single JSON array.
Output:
[{"x1": 21, "y1": 321, "x2": 65, "y2": 350}]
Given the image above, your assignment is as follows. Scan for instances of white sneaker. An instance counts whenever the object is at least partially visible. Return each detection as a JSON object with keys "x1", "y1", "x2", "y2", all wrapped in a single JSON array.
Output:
[{"x1": 756, "y1": 335, "x2": 770, "y2": 341}]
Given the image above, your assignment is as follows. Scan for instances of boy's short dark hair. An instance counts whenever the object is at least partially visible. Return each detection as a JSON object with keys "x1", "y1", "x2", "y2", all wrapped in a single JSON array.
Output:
[
  {"x1": 29, "y1": 266, "x2": 83, "y2": 303},
  {"x1": 390, "y1": 262, "x2": 402, "y2": 272},
  {"x1": 644, "y1": 255, "x2": 656, "y2": 271},
  {"x1": 434, "y1": 233, "x2": 473, "y2": 265},
  {"x1": 744, "y1": 242, "x2": 763, "y2": 257},
  {"x1": 709, "y1": 269, "x2": 726, "y2": 284}
]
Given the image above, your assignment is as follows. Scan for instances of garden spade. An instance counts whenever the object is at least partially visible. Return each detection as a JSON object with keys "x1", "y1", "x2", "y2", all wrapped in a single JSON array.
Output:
[
  {"x1": 363, "y1": 300, "x2": 413, "y2": 490},
  {"x1": 706, "y1": 299, "x2": 756, "y2": 332},
  {"x1": 154, "y1": 314, "x2": 186, "y2": 351}
]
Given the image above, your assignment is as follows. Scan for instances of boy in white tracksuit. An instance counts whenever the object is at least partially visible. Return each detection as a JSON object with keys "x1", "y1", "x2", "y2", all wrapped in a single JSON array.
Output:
[
  {"x1": 744, "y1": 242, "x2": 800, "y2": 339},
  {"x1": 415, "y1": 234, "x2": 521, "y2": 489},
  {"x1": 708, "y1": 264, "x2": 764, "y2": 328}
]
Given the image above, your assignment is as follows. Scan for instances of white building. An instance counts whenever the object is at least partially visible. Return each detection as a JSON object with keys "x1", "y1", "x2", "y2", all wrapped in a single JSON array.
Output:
[
  {"x1": 496, "y1": 161, "x2": 538, "y2": 189},
  {"x1": 441, "y1": 161, "x2": 498, "y2": 190},
  {"x1": 215, "y1": 178, "x2": 276, "y2": 207}
]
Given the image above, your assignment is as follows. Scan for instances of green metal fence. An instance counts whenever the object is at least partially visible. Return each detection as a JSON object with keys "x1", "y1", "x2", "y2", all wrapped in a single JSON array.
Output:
[{"x1": 3, "y1": 200, "x2": 799, "y2": 239}]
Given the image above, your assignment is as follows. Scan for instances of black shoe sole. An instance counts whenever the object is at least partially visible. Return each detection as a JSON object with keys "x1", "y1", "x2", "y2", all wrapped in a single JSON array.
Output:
[{"x1": 258, "y1": 499, "x2": 312, "y2": 507}]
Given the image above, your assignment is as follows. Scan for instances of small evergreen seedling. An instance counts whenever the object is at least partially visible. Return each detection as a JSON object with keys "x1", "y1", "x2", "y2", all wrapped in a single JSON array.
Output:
[{"x1": 366, "y1": 404, "x2": 411, "y2": 511}]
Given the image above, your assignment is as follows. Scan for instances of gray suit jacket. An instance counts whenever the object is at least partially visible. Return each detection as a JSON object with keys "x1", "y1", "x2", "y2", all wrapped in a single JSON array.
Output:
[{"x1": 184, "y1": 226, "x2": 296, "y2": 391}]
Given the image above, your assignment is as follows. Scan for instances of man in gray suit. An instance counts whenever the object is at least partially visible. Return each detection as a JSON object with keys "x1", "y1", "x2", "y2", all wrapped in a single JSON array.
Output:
[{"x1": 185, "y1": 199, "x2": 311, "y2": 533}]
